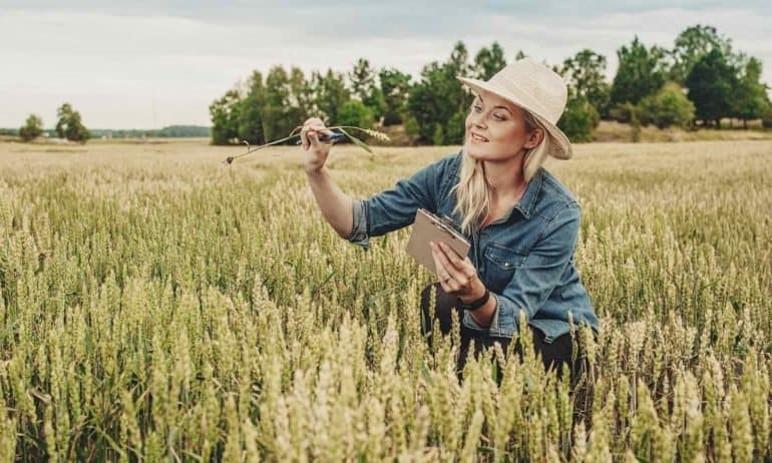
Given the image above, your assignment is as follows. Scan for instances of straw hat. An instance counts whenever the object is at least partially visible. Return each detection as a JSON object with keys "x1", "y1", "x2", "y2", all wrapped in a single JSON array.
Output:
[{"x1": 456, "y1": 56, "x2": 573, "y2": 160}]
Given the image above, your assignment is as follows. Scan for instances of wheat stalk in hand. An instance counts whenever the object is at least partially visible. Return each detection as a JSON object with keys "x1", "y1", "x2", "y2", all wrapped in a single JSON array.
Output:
[{"x1": 223, "y1": 124, "x2": 390, "y2": 165}]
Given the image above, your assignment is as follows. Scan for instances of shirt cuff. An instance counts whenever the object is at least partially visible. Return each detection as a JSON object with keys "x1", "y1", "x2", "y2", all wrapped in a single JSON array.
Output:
[
  {"x1": 461, "y1": 293, "x2": 519, "y2": 338},
  {"x1": 346, "y1": 199, "x2": 370, "y2": 250}
]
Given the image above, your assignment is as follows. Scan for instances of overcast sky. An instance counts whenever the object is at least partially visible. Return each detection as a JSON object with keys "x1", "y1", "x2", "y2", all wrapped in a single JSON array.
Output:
[{"x1": 1, "y1": 1, "x2": 770, "y2": 129}]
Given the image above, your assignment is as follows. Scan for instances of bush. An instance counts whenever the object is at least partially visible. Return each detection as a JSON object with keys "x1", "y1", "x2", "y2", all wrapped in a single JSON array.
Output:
[
  {"x1": 763, "y1": 105, "x2": 772, "y2": 129},
  {"x1": 432, "y1": 123, "x2": 445, "y2": 145},
  {"x1": 638, "y1": 82, "x2": 695, "y2": 129},
  {"x1": 55, "y1": 103, "x2": 90, "y2": 143},
  {"x1": 443, "y1": 111, "x2": 466, "y2": 145},
  {"x1": 19, "y1": 114, "x2": 44, "y2": 142},
  {"x1": 337, "y1": 100, "x2": 375, "y2": 131},
  {"x1": 403, "y1": 116, "x2": 420, "y2": 144},
  {"x1": 558, "y1": 95, "x2": 599, "y2": 143}
]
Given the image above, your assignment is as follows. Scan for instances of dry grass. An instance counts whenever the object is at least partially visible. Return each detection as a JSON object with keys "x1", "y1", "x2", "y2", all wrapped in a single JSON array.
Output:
[{"x1": 0, "y1": 138, "x2": 770, "y2": 461}]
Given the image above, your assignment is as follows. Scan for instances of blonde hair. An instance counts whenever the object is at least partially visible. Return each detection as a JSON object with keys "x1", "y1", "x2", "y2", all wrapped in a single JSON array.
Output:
[{"x1": 450, "y1": 109, "x2": 550, "y2": 236}]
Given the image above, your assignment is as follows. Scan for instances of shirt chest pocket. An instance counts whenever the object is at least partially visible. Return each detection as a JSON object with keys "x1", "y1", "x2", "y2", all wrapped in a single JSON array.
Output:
[{"x1": 483, "y1": 243, "x2": 527, "y2": 293}]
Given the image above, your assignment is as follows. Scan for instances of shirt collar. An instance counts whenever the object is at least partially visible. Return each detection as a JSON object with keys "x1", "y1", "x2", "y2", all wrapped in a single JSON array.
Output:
[
  {"x1": 518, "y1": 166, "x2": 544, "y2": 219},
  {"x1": 497, "y1": 166, "x2": 544, "y2": 223}
]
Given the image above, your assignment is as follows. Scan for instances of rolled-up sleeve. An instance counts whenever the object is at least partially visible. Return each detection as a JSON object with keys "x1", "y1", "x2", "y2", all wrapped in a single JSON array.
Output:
[
  {"x1": 346, "y1": 198, "x2": 370, "y2": 249},
  {"x1": 463, "y1": 203, "x2": 581, "y2": 337},
  {"x1": 345, "y1": 154, "x2": 456, "y2": 250}
]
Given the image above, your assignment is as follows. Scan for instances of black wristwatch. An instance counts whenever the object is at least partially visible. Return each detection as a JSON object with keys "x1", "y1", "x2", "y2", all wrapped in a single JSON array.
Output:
[{"x1": 458, "y1": 288, "x2": 490, "y2": 311}]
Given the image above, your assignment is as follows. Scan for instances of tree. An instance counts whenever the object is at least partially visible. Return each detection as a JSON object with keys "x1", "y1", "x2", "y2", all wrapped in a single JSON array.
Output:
[
  {"x1": 558, "y1": 95, "x2": 599, "y2": 142},
  {"x1": 378, "y1": 67, "x2": 412, "y2": 126},
  {"x1": 474, "y1": 41, "x2": 506, "y2": 80},
  {"x1": 609, "y1": 36, "x2": 668, "y2": 110},
  {"x1": 732, "y1": 57, "x2": 771, "y2": 128},
  {"x1": 406, "y1": 41, "x2": 474, "y2": 144},
  {"x1": 19, "y1": 114, "x2": 44, "y2": 142},
  {"x1": 55, "y1": 103, "x2": 90, "y2": 143},
  {"x1": 313, "y1": 69, "x2": 351, "y2": 126},
  {"x1": 685, "y1": 48, "x2": 739, "y2": 127},
  {"x1": 260, "y1": 65, "x2": 304, "y2": 141},
  {"x1": 637, "y1": 82, "x2": 695, "y2": 129},
  {"x1": 209, "y1": 89, "x2": 241, "y2": 145},
  {"x1": 559, "y1": 49, "x2": 611, "y2": 118},
  {"x1": 338, "y1": 100, "x2": 375, "y2": 131},
  {"x1": 288, "y1": 66, "x2": 315, "y2": 121},
  {"x1": 668, "y1": 24, "x2": 734, "y2": 85},
  {"x1": 349, "y1": 58, "x2": 385, "y2": 122},
  {"x1": 237, "y1": 70, "x2": 267, "y2": 145}
]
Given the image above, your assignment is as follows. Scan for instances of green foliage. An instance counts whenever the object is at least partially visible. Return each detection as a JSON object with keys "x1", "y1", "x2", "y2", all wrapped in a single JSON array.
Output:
[
  {"x1": 262, "y1": 66, "x2": 305, "y2": 141},
  {"x1": 558, "y1": 95, "x2": 600, "y2": 142},
  {"x1": 350, "y1": 58, "x2": 385, "y2": 122},
  {"x1": 403, "y1": 115, "x2": 420, "y2": 143},
  {"x1": 763, "y1": 106, "x2": 772, "y2": 129},
  {"x1": 55, "y1": 103, "x2": 90, "y2": 143},
  {"x1": 432, "y1": 123, "x2": 445, "y2": 145},
  {"x1": 337, "y1": 100, "x2": 375, "y2": 131},
  {"x1": 473, "y1": 41, "x2": 506, "y2": 80},
  {"x1": 406, "y1": 41, "x2": 474, "y2": 144},
  {"x1": 237, "y1": 70, "x2": 267, "y2": 145},
  {"x1": 560, "y1": 49, "x2": 612, "y2": 118},
  {"x1": 685, "y1": 48, "x2": 739, "y2": 126},
  {"x1": 610, "y1": 36, "x2": 668, "y2": 108},
  {"x1": 668, "y1": 24, "x2": 735, "y2": 85},
  {"x1": 732, "y1": 57, "x2": 771, "y2": 127},
  {"x1": 313, "y1": 69, "x2": 350, "y2": 126},
  {"x1": 19, "y1": 114, "x2": 43, "y2": 142},
  {"x1": 378, "y1": 68, "x2": 412, "y2": 126},
  {"x1": 209, "y1": 89, "x2": 241, "y2": 145},
  {"x1": 207, "y1": 29, "x2": 770, "y2": 149},
  {"x1": 637, "y1": 82, "x2": 696, "y2": 129}
]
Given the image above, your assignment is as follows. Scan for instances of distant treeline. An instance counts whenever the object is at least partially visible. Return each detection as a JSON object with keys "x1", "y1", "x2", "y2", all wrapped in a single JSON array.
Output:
[
  {"x1": 3, "y1": 125, "x2": 211, "y2": 139},
  {"x1": 90, "y1": 125, "x2": 211, "y2": 138},
  {"x1": 210, "y1": 24, "x2": 772, "y2": 146}
]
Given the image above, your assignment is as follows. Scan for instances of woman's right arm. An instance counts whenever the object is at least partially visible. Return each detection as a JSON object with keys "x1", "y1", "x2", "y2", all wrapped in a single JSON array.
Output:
[
  {"x1": 300, "y1": 117, "x2": 354, "y2": 239},
  {"x1": 301, "y1": 117, "x2": 455, "y2": 249}
]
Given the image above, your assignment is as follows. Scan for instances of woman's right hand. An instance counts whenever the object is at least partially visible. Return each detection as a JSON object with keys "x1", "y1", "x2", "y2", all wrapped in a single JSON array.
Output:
[{"x1": 300, "y1": 117, "x2": 334, "y2": 173}]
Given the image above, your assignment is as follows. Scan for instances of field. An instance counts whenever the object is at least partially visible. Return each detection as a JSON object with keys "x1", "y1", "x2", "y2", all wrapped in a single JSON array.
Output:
[{"x1": 0, "y1": 138, "x2": 770, "y2": 461}]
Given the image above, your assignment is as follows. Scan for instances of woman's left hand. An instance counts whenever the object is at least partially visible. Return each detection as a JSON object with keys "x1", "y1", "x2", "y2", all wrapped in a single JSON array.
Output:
[{"x1": 430, "y1": 240, "x2": 487, "y2": 303}]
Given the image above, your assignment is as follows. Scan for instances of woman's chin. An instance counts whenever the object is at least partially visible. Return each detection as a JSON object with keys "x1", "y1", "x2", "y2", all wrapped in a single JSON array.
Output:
[{"x1": 463, "y1": 144, "x2": 491, "y2": 160}]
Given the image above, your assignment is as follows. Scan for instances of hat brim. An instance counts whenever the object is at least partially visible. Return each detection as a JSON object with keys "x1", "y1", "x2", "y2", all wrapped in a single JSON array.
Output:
[{"x1": 456, "y1": 75, "x2": 573, "y2": 160}]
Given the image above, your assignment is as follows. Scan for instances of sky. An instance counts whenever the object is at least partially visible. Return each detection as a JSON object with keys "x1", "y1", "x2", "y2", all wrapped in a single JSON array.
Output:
[{"x1": 1, "y1": 1, "x2": 770, "y2": 129}]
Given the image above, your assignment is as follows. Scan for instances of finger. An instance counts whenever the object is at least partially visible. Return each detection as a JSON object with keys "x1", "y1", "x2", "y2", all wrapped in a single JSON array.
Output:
[
  {"x1": 431, "y1": 244, "x2": 452, "y2": 282},
  {"x1": 308, "y1": 130, "x2": 320, "y2": 148},
  {"x1": 432, "y1": 243, "x2": 468, "y2": 285},
  {"x1": 439, "y1": 242, "x2": 477, "y2": 279},
  {"x1": 300, "y1": 126, "x2": 310, "y2": 150}
]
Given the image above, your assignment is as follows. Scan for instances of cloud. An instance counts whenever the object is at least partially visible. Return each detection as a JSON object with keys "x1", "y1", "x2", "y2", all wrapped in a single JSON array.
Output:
[{"x1": 0, "y1": 3, "x2": 769, "y2": 128}]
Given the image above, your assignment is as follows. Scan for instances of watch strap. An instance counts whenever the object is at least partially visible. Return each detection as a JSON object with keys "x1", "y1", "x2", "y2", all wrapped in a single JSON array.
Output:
[{"x1": 458, "y1": 288, "x2": 490, "y2": 311}]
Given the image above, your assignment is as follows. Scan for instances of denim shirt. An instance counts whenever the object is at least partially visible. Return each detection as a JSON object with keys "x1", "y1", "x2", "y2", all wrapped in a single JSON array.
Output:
[{"x1": 346, "y1": 150, "x2": 600, "y2": 343}]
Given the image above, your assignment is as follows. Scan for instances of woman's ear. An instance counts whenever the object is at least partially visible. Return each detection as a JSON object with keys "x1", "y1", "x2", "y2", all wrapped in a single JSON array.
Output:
[{"x1": 524, "y1": 128, "x2": 544, "y2": 150}]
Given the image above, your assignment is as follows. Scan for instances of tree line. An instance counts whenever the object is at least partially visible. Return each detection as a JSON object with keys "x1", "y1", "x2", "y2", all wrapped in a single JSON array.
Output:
[
  {"x1": 17, "y1": 103, "x2": 91, "y2": 143},
  {"x1": 209, "y1": 24, "x2": 771, "y2": 146},
  {"x1": 13, "y1": 107, "x2": 210, "y2": 142}
]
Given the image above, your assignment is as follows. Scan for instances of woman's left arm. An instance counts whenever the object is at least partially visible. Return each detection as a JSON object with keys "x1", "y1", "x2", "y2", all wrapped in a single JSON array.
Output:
[{"x1": 465, "y1": 202, "x2": 581, "y2": 334}]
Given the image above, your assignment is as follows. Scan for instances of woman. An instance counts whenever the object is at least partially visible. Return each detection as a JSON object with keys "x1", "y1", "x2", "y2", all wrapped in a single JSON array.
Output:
[{"x1": 300, "y1": 57, "x2": 599, "y2": 383}]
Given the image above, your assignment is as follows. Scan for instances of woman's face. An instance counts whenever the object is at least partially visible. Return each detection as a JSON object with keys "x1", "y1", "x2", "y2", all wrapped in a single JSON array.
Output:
[{"x1": 462, "y1": 88, "x2": 543, "y2": 162}]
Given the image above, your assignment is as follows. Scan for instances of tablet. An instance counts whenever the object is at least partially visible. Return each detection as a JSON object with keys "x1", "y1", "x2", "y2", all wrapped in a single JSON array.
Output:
[{"x1": 406, "y1": 208, "x2": 471, "y2": 276}]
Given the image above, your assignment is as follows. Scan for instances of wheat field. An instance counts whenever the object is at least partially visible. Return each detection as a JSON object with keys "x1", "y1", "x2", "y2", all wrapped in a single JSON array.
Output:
[{"x1": 0, "y1": 138, "x2": 770, "y2": 461}]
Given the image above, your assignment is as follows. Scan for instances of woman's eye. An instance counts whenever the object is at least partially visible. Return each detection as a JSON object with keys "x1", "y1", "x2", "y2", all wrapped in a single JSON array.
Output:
[
  {"x1": 494, "y1": 114, "x2": 505, "y2": 121},
  {"x1": 474, "y1": 105, "x2": 482, "y2": 112}
]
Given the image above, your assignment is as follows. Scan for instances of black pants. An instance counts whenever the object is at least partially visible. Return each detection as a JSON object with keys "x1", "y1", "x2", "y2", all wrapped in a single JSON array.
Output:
[{"x1": 419, "y1": 282, "x2": 585, "y2": 385}]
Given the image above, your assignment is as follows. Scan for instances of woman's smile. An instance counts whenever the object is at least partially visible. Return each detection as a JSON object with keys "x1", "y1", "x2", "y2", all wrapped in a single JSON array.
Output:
[{"x1": 470, "y1": 131, "x2": 489, "y2": 142}]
